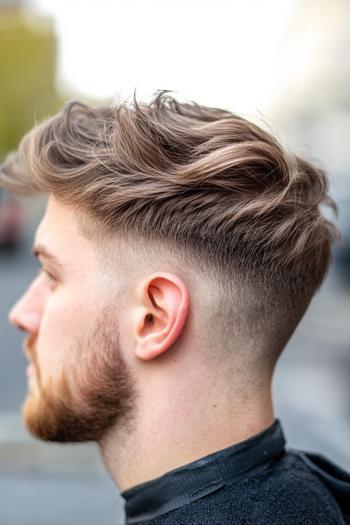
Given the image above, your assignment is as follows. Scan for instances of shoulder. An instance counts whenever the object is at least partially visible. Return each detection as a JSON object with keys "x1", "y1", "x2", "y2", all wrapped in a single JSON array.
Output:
[
  {"x1": 237, "y1": 450, "x2": 345, "y2": 524},
  {"x1": 146, "y1": 451, "x2": 346, "y2": 525}
]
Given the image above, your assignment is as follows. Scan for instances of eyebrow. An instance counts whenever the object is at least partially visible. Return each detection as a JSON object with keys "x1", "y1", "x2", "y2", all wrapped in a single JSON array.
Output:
[{"x1": 32, "y1": 243, "x2": 65, "y2": 269}]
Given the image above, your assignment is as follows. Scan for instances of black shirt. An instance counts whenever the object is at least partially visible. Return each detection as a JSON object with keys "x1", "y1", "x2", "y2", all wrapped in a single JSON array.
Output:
[{"x1": 121, "y1": 419, "x2": 350, "y2": 524}]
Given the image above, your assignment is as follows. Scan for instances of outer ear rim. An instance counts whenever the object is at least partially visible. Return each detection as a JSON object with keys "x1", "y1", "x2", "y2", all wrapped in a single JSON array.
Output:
[{"x1": 135, "y1": 272, "x2": 190, "y2": 361}]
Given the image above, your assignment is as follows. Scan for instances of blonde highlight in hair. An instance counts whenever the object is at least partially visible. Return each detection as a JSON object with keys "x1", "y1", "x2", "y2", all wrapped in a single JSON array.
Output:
[{"x1": 0, "y1": 91, "x2": 340, "y2": 364}]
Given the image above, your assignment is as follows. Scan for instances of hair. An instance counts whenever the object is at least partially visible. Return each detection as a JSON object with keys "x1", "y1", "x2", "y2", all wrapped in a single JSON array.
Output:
[{"x1": 0, "y1": 91, "x2": 340, "y2": 375}]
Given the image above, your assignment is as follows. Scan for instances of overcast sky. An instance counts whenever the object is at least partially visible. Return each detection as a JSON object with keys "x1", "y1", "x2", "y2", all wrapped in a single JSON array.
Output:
[{"x1": 28, "y1": 0, "x2": 298, "y2": 115}]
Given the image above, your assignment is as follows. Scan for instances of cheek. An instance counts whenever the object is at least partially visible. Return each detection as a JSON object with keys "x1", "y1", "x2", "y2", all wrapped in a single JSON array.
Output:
[{"x1": 36, "y1": 289, "x2": 98, "y2": 380}]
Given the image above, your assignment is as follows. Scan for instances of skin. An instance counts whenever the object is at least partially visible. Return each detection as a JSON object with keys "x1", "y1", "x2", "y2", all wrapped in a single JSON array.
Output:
[{"x1": 9, "y1": 196, "x2": 275, "y2": 491}]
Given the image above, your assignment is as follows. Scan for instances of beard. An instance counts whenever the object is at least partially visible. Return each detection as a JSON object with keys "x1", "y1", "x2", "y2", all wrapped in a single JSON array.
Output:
[{"x1": 23, "y1": 313, "x2": 138, "y2": 443}]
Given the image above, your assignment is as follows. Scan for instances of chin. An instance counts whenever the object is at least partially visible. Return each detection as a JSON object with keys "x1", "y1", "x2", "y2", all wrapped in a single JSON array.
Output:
[
  {"x1": 22, "y1": 362, "x2": 137, "y2": 443},
  {"x1": 22, "y1": 372, "x2": 94, "y2": 442},
  {"x1": 22, "y1": 324, "x2": 138, "y2": 443}
]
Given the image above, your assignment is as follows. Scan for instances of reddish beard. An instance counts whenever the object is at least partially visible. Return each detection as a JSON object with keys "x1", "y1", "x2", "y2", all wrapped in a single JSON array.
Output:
[{"x1": 22, "y1": 316, "x2": 138, "y2": 443}]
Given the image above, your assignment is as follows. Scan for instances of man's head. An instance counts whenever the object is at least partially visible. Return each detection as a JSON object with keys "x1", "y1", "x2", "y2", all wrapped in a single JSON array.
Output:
[{"x1": 0, "y1": 92, "x2": 339, "y2": 443}]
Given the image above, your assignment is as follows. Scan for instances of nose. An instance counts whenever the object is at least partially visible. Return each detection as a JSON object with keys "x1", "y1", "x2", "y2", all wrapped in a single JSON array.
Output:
[{"x1": 8, "y1": 278, "x2": 42, "y2": 335}]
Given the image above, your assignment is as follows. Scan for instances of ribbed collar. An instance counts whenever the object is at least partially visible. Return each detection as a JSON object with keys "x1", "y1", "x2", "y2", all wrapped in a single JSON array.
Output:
[{"x1": 121, "y1": 418, "x2": 286, "y2": 523}]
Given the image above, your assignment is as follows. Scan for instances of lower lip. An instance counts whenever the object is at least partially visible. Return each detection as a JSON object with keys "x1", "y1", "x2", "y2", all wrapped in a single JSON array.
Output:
[{"x1": 26, "y1": 363, "x2": 36, "y2": 377}]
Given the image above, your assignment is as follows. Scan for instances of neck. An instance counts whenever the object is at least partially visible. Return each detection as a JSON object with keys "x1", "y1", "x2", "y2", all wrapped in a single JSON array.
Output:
[{"x1": 98, "y1": 386, "x2": 274, "y2": 492}]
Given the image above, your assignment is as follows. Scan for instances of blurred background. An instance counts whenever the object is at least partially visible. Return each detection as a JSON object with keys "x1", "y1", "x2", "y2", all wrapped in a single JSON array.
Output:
[{"x1": 0, "y1": 0, "x2": 349, "y2": 523}]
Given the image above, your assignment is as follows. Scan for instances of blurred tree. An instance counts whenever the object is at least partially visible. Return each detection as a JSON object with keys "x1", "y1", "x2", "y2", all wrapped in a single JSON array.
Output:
[{"x1": 0, "y1": 6, "x2": 61, "y2": 159}]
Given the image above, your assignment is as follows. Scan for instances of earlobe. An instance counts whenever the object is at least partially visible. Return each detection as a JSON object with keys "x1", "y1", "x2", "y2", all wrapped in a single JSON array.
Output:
[{"x1": 135, "y1": 273, "x2": 190, "y2": 361}]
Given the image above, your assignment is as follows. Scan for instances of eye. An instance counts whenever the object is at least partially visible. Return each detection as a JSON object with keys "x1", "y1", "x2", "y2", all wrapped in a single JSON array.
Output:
[{"x1": 38, "y1": 267, "x2": 57, "y2": 288}]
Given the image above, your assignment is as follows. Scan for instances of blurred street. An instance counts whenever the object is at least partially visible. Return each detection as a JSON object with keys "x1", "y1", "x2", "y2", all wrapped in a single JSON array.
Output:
[{"x1": 0, "y1": 205, "x2": 349, "y2": 524}]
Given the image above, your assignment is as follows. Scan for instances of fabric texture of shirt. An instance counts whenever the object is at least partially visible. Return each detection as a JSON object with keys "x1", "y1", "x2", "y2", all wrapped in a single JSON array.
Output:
[{"x1": 121, "y1": 419, "x2": 350, "y2": 524}]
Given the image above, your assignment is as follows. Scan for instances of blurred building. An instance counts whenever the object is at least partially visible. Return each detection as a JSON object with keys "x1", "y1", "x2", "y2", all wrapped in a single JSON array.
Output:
[
  {"x1": 271, "y1": 0, "x2": 350, "y2": 180},
  {"x1": 0, "y1": 0, "x2": 60, "y2": 159},
  {"x1": 0, "y1": 0, "x2": 24, "y2": 7},
  {"x1": 269, "y1": 0, "x2": 350, "y2": 281}
]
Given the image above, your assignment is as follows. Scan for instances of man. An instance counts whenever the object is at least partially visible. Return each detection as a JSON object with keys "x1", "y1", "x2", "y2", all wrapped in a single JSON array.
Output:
[{"x1": 1, "y1": 92, "x2": 349, "y2": 524}]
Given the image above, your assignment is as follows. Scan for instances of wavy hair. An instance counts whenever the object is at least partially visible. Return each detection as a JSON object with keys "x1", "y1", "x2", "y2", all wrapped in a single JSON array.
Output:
[{"x1": 0, "y1": 92, "x2": 340, "y2": 366}]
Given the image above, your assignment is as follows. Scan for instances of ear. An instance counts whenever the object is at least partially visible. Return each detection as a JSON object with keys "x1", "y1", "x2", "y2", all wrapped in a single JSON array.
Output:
[{"x1": 134, "y1": 272, "x2": 190, "y2": 361}]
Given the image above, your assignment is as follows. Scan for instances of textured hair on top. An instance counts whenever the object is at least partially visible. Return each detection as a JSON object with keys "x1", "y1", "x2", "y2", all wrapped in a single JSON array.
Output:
[{"x1": 0, "y1": 91, "x2": 340, "y2": 365}]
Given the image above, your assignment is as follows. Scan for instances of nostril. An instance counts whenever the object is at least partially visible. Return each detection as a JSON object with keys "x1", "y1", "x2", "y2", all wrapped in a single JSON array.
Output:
[
  {"x1": 8, "y1": 311, "x2": 27, "y2": 331},
  {"x1": 8, "y1": 309, "x2": 39, "y2": 335},
  {"x1": 8, "y1": 309, "x2": 25, "y2": 331}
]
